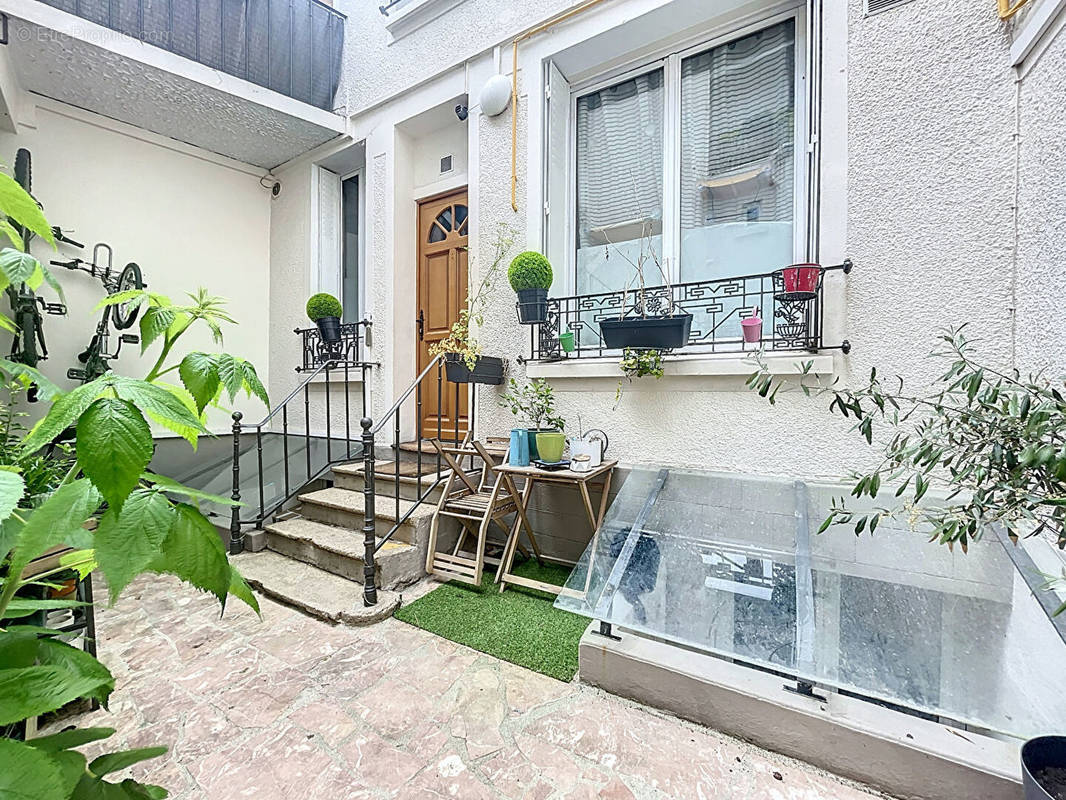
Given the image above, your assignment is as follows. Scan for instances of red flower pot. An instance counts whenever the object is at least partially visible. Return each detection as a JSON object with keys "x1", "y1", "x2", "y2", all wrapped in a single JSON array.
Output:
[{"x1": 781, "y1": 264, "x2": 823, "y2": 294}]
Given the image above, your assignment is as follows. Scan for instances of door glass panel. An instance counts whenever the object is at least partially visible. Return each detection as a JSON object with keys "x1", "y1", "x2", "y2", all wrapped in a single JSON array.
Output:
[
  {"x1": 455, "y1": 204, "x2": 468, "y2": 227},
  {"x1": 428, "y1": 221, "x2": 447, "y2": 243},
  {"x1": 436, "y1": 207, "x2": 453, "y2": 232},
  {"x1": 341, "y1": 175, "x2": 359, "y2": 323}
]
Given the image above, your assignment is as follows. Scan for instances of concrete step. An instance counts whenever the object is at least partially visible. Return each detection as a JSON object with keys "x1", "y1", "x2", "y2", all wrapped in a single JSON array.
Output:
[
  {"x1": 233, "y1": 551, "x2": 400, "y2": 626},
  {"x1": 332, "y1": 461, "x2": 449, "y2": 503},
  {"x1": 297, "y1": 486, "x2": 438, "y2": 544},
  {"x1": 263, "y1": 517, "x2": 423, "y2": 590}
]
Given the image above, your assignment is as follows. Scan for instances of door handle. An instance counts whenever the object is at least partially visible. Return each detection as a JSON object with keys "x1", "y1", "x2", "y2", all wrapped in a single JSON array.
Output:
[{"x1": 416, "y1": 309, "x2": 425, "y2": 341}]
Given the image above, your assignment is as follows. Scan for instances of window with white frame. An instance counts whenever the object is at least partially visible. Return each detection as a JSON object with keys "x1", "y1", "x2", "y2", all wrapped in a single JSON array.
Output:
[
  {"x1": 549, "y1": 14, "x2": 805, "y2": 298},
  {"x1": 314, "y1": 165, "x2": 364, "y2": 324}
]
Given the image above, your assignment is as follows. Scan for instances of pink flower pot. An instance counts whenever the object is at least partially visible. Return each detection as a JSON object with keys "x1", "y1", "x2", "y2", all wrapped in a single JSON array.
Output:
[
  {"x1": 741, "y1": 317, "x2": 763, "y2": 343},
  {"x1": 781, "y1": 264, "x2": 823, "y2": 294}
]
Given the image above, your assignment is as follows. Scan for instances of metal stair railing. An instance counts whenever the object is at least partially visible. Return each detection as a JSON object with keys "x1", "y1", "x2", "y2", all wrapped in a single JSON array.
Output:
[
  {"x1": 228, "y1": 320, "x2": 374, "y2": 555},
  {"x1": 359, "y1": 353, "x2": 475, "y2": 606}
]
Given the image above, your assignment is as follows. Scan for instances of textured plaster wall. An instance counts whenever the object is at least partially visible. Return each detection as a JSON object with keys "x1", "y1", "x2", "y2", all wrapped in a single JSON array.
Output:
[
  {"x1": 0, "y1": 99, "x2": 271, "y2": 432},
  {"x1": 1015, "y1": 17, "x2": 1066, "y2": 377}
]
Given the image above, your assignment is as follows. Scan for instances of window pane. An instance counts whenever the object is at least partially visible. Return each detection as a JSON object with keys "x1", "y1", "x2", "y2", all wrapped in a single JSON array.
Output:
[
  {"x1": 575, "y1": 68, "x2": 665, "y2": 297},
  {"x1": 341, "y1": 175, "x2": 360, "y2": 323},
  {"x1": 680, "y1": 19, "x2": 796, "y2": 285}
]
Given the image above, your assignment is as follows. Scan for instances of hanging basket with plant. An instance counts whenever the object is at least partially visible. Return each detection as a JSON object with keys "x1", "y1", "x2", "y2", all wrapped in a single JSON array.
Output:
[
  {"x1": 509, "y1": 251, "x2": 553, "y2": 325},
  {"x1": 306, "y1": 292, "x2": 343, "y2": 344}
]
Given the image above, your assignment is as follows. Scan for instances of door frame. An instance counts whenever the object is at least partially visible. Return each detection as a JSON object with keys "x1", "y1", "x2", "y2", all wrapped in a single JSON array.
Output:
[{"x1": 415, "y1": 186, "x2": 469, "y2": 440}]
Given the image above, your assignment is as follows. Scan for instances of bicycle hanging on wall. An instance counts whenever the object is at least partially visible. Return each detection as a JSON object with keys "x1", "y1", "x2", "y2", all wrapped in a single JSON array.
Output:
[
  {"x1": 51, "y1": 244, "x2": 146, "y2": 383},
  {"x1": 5, "y1": 147, "x2": 81, "y2": 400}
]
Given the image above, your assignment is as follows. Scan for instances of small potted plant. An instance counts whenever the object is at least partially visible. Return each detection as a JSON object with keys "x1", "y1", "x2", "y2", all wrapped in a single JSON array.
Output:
[
  {"x1": 509, "y1": 251, "x2": 553, "y2": 325},
  {"x1": 499, "y1": 377, "x2": 565, "y2": 461},
  {"x1": 597, "y1": 222, "x2": 692, "y2": 350},
  {"x1": 429, "y1": 226, "x2": 511, "y2": 384},
  {"x1": 614, "y1": 347, "x2": 664, "y2": 408},
  {"x1": 306, "y1": 292, "x2": 343, "y2": 344}
]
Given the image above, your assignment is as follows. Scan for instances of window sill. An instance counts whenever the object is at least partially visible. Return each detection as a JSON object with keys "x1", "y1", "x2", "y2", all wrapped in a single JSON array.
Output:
[
  {"x1": 385, "y1": 0, "x2": 467, "y2": 40},
  {"x1": 525, "y1": 352, "x2": 835, "y2": 381}
]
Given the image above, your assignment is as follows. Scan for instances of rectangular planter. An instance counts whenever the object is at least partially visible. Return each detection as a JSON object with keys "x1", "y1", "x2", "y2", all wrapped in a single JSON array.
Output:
[
  {"x1": 444, "y1": 354, "x2": 505, "y2": 385},
  {"x1": 599, "y1": 313, "x2": 693, "y2": 350}
]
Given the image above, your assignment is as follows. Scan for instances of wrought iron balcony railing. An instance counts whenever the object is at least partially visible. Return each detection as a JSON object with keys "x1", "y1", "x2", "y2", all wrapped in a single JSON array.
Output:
[
  {"x1": 525, "y1": 261, "x2": 853, "y2": 362},
  {"x1": 40, "y1": 0, "x2": 345, "y2": 110},
  {"x1": 296, "y1": 318, "x2": 372, "y2": 372}
]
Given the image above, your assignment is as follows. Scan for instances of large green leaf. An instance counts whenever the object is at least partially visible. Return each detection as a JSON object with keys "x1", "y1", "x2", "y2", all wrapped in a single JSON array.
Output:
[
  {"x1": 0, "y1": 665, "x2": 108, "y2": 725},
  {"x1": 72, "y1": 774, "x2": 169, "y2": 799},
  {"x1": 76, "y1": 398, "x2": 153, "y2": 510},
  {"x1": 0, "y1": 218, "x2": 24, "y2": 250},
  {"x1": 0, "y1": 465, "x2": 25, "y2": 521},
  {"x1": 214, "y1": 354, "x2": 244, "y2": 403},
  {"x1": 95, "y1": 490, "x2": 175, "y2": 602},
  {"x1": 177, "y1": 353, "x2": 219, "y2": 415},
  {"x1": 0, "y1": 171, "x2": 55, "y2": 246},
  {"x1": 88, "y1": 747, "x2": 167, "y2": 778},
  {"x1": 0, "y1": 628, "x2": 40, "y2": 668},
  {"x1": 5, "y1": 479, "x2": 101, "y2": 587},
  {"x1": 26, "y1": 727, "x2": 116, "y2": 752},
  {"x1": 238, "y1": 360, "x2": 269, "y2": 408},
  {"x1": 229, "y1": 567, "x2": 259, "y2": 614},
  {"x1": 1, "y1": 597, "x2": 87, "y2": 618},
  {"x1": 22, "y1": 379, "x2": 109, "y2": 455},
  {"x1": 0, "y1": 358, "x2": 62, "y2": 402},
  {"x1": 141, "y1": 474, "x2": 240, "y2": 506},
  {"x1": 0, "y1": 248, "x2": 42, "y2": 289},
  {"x1": 49, "y1": 749, "x2": 89, "y2": 797},
  {"x1": 138, "y1": 307, "x2": 175, "y2": 352},
  {"x1": 150, "y1": 504, "x2": 230, "y2": 604},
  {"x1": 109, "y1": 379, "x2": 204, "y2": 441},
  {"x1": 37, "y1": 636, "x2": 114, "y2": 707},
  {"x1": 0, "y1": 738, "x2": 65, "y2": 800}
]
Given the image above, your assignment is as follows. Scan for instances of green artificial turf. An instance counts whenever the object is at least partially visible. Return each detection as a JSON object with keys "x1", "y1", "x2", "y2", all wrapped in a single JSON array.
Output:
[{"x1": 394, "y1": 560, "x2": 589, "y2": 682}]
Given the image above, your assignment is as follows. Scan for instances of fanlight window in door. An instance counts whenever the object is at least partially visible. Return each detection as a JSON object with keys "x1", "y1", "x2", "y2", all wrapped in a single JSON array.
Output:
[{"x1": 428, "y1": 203, "x2": 468, "y2": 242}]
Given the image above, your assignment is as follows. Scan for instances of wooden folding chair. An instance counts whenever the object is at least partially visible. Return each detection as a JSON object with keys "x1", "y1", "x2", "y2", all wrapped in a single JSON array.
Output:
[{"x1": 425, "y1": 436, "x2": 538, "y2": 586}]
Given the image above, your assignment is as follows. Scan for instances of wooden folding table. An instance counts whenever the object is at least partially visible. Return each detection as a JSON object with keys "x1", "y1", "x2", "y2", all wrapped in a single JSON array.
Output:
[{"x1": 493, "y1": 460, "x2": 618, "y2": 597}]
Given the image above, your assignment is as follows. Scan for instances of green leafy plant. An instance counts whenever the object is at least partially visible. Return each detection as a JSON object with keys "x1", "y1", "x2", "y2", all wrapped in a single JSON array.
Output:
[
  {"x1": 429, "y1": 224, "x2": 515, "y2": 370},
  {"x1": 747, "y1": 327, "x2": 1066, "y2": 612},
  {"x1": 507, "y1": 251, "x2": 553, "y2": 292},
  {"x1": 500, "y1": 378, "x2": 565, "y2": 431},
  {"x1": 0, "y1": 173, "x2": 267, "y2": 796},
  {"x1": 0, "y1": 383, "x2": 74, "y2": 507},
  {"x1": 305, "y1": 292, "x2": 342, "y2": 321},
  {"x1": 615, "y1": 348, "x2": 664, "y2": 407}
]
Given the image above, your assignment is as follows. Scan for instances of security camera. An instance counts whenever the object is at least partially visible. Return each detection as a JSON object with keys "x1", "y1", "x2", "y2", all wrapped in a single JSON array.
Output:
[{"x1": 454, "y1": 104, "x2": 469, "y2": 121}]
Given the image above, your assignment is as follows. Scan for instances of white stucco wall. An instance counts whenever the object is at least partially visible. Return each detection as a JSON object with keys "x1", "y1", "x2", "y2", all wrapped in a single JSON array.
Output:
[
  {"x1": 273, "y1": 0, "x2": 1064, "y2": 484},
  {"x1": 0, "y1": 97, "x2": 272, "y2": 432}
]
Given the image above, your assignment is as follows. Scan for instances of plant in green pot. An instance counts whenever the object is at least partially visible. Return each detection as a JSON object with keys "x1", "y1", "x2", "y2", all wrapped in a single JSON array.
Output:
[
  {"x1": 509, "y1": 251, "x2": 553, "y2": 325},
  {"x1": 500, "y1": 377, "x2": 565, "y2": 461},
  {"x1": 306, "y1": 292, "x2": 343, "y2": 344}
]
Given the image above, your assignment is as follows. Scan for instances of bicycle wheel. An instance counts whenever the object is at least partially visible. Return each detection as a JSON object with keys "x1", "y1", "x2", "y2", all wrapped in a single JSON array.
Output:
[
  {"x1": 14, "y1": 148, "x2": 31, "y2": 193},
  {"x1": 112, "y1": 262, "x2": 144, "y2": 330}
]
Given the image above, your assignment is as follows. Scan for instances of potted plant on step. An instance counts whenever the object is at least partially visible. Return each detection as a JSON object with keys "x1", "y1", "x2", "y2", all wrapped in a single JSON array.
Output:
[
  {"x1": 509, "y1": 251, "x2": 553, "y2": 325},
  {"x1": 306, "y1": 292, "x2": 343, "y2": 344},
  {"x1": 429, "y1": 225, "x2": 512, "y2": 385},
  {"x1": 500, "y1": 377, "x2": 566, "y2": 461},
  {"x1": 597, "y1": 221, "x2": 692, "y2": 350}
]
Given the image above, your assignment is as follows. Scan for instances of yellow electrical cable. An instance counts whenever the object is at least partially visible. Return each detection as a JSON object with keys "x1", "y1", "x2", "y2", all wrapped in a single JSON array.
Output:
[
  {"x1": 510, "y1": 0, "x2": 613, "y2": 212},
  {"x1": 998, "y1": 0, "x2": 1031, "y2": 19}
]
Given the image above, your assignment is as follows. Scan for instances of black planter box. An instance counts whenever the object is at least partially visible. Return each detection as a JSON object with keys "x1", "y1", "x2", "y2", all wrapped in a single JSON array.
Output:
[
  {"x1": 315, "y1": 316, "x2": 342, "y2": 344},
  {"x1": 516, "y1": 288, "x2": 548, "y2": 325},
  {"x1": 444, "y1": 354, "x2": 505, "y2": 385},
  {"x1": 599, "y1": 313, "x2": 693, "y2": 350}
]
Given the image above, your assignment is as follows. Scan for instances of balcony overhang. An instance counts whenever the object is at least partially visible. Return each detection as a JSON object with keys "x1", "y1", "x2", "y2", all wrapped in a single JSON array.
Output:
[{"x1": 0, "y1": 0, "x2": 347, "y2": 168}]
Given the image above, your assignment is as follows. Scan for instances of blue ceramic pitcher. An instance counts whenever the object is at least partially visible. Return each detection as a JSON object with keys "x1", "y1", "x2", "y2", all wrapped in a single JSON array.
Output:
[{"x1": 509, "y1": 428, "x2": 530, "y2": 467}]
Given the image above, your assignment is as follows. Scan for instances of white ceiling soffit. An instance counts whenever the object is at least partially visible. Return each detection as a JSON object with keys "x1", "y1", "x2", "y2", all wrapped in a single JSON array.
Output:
[{"x1": 3, "y1": 13, "x2": 346, "y2": 169}]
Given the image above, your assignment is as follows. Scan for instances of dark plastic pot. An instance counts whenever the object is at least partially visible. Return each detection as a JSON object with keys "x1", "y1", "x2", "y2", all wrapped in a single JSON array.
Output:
[
  {"x1": 516, "y1": 288, "x2": 548, "y2": 325},
  {"x1": 316, "y1": 316, "x2": 342, "y2": 344},
  {"x1": 444, "y1": 354, "x2": 505, "y2": 385},
  {"x1": 600, "y1": 313, "x2": 693, "y2": 350},
  {"x1": 1023, "y1": 736, "x2": 1066, "y2": 800}
]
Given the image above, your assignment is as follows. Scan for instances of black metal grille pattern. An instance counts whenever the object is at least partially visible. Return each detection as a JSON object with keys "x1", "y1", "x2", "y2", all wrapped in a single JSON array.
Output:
[
  {"x1": 41, "y1": 0, "x2": 345, "y2": 110},
  {"x1": 530, "y1": 261, "x2": 852, "y2": 361},
  {"x1": 297, "y1": 320, "x2": 369, "y2": 372}
]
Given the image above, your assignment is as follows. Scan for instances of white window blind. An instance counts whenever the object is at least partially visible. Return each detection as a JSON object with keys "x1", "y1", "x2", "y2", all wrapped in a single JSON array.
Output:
[
  {"x1": 574, "y1": 68, "x2": 665, "y2": 295},
  {"x1": 679, "y1": 19, "x2": 796, "y2": 282},
  {"x1": 314, "y1": 165, "x2": 342, "y2": 300}
]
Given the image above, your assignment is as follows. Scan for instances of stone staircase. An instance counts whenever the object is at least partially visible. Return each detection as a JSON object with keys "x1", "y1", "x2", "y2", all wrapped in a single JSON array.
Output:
[{"x1": 234, "y1": 459, "x2": 452, "y2": 625}]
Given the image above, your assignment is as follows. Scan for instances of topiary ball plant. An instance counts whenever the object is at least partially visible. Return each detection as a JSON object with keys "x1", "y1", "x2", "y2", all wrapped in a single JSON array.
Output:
[
  {"x1": 508, "y1": 252, "x2": 553, "y2": 292},
  {"x1": 306, "y1": 292, "x2": 343, "y2": 321}
]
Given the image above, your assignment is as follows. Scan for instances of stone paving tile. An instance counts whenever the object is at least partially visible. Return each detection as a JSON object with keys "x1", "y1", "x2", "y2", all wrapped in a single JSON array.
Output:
[{"x1": 49, "y1": 574, "x2": 891, "y2": 800}]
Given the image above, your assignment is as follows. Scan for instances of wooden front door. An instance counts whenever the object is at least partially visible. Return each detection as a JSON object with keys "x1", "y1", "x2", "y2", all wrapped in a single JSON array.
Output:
[{"x1": 417, "y1": 189, "x2": 469, "y2": 439}]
